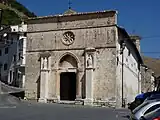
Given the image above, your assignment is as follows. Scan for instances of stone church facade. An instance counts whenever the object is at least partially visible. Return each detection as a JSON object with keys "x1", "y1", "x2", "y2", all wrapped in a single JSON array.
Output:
[{"x1": 25, "y1": 10, "x2": 142, "y2": 108}]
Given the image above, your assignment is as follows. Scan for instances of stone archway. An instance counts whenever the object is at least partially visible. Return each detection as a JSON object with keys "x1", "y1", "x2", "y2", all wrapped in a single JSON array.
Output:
[{"x1": 58, "y1": 54, "x2": 79, "y2": 101}]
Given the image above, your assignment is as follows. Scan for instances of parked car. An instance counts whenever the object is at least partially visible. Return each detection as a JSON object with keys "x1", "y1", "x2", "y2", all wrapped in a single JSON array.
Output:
[
  {"x1": 128, "y1": 91, "x2": 160, "y2": 111},
  {"x1": 130, "y1": 100, "x2": 160, "y2": 120},
  {"x1": 140, "y1": 108, "x2": 160, "y2": 120},
  {"x1": 145, "y1": 94, "x2": 160, "y2": 101}
]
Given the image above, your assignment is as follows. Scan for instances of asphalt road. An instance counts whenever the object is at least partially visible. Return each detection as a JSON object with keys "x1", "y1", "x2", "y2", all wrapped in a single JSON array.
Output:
[{"x1": 0, "y1": 94, "x2": 131, "y2": 120}]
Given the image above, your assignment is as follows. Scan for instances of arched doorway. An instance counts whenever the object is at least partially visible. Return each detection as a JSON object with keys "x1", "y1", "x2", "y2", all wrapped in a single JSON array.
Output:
[{"x1": 59, "y1": 54, "x2": 78, "y2": 101}]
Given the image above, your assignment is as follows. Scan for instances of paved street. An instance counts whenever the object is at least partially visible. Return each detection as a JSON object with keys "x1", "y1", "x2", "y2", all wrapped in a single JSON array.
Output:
[{"x1": 0, "y1": 94, "x2": 131, "y2": 120}]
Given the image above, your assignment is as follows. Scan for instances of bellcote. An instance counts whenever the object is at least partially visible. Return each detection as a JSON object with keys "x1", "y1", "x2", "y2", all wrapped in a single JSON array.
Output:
[{"x1": 64, "y1": 8, "x2": 77, "y2": 15}]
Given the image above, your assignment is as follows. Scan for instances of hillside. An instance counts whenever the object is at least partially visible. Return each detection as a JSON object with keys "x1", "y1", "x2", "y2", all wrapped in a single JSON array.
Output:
[
  {"x1": 142, "y1": 56, "x2": 160, "y2": 78},
  {"x1": 0, "y1": 0, "x2": 36, "y2": 25}
]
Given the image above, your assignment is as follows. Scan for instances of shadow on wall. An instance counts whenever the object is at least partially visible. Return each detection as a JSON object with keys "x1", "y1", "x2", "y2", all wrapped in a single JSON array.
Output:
[
  {"x1": 36, "y1": 75, "x2": 40, "y2": 99},
  {"x1": 10, "y1": 91, "x2": 25, "y2": 99},
  {"x1": 81, "y1": 74, "x2": 85, "y2": 99}
]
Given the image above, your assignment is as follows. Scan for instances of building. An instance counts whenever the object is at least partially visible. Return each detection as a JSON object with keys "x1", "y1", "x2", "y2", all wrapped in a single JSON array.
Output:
[
  {"x1": 116, "y1": 29, "x2": 143, "y2": 107},
  {"x1": 141, "y1": 56, "x2": 160, "y2": 92},
  {"x1": 25, "y1": 9, "x2": 143, "y2": 108},
  {"x1": 0, "y1": 22, "x2": 27, "y2": 88}
]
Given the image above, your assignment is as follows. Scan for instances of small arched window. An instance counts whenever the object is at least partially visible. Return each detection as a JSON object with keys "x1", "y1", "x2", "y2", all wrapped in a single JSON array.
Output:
[
  {"x1": 4, "y1": 63, "x2": 8, "y2": 71},
  {"x1": 128, "y1": 50, "x2": 131, "y2": 56}
]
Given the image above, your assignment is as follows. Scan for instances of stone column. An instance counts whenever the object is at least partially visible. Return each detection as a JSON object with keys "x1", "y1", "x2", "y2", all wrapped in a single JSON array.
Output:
[
  {"x1": 39, "y1": 69, "x2": 49, "y2": 103},
  {"x1": 54, "y1": 70, "x2": 60, "y2": 102},
  {"x1": 84, "y1": 48, "x2": 96, "y2": 105},
  {"x1": 48, "y1": 69, "x2": 56, "y2": 100},
  {"x1": 22, "y1": 75, "x2": 25, "y2": 88},
  {"x1": 39, "y1": 53, "x2": 51, "y2": 103},
  {"x1": 76, "y1": 71, "x2": 82, "y2": 100}
]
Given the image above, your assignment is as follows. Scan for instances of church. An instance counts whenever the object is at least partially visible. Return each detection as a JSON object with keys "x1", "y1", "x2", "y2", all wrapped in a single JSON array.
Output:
[{"x1": 25, "y1": 9, "x2": 142, "y2": 108}]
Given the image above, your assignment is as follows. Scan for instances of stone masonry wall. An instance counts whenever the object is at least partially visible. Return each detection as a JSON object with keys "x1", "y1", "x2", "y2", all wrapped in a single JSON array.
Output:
[
  {"x1": 25, "y1": 52, "x2": 40, "y2": 100},
  {"x1": 141, "y1": 66, "x2": 155, "y2": 93},
  {"x1": 93, "y1": 48, "x2": 116, "y2": 104}
]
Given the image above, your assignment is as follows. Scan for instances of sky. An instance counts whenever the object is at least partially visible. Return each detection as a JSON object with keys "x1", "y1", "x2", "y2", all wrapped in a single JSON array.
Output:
[{"x1": 17, "y1": 0, "x2": 160, "y2": 58}]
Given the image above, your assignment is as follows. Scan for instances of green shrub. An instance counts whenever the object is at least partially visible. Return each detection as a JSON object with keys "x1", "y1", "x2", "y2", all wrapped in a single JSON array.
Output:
[
  {"x1": 2, "y1": 9, "x2": 21, "y2": 25},
  {"x1": 8, "y1": 0, "x2": 36, "y2": 17}
]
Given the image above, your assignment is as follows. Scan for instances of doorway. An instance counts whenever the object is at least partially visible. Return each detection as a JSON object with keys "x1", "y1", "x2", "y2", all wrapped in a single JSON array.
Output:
[{"x1": 60, "y1": 72, "x2": 76, "y2": 101}]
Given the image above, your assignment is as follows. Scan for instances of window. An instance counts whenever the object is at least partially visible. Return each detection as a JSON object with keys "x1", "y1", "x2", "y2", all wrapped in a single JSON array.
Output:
[
  {"x1": 126, "y1": 58, "x2": 128, "y2": 62},
  {"x1": 131, "y1": 64, "x2": 133, "y2": 67},
  {"x1": 11, "y1": 38, "x2": 13, "y2": 44},
  {"x1": 4, "y1": 63, "x2": 7, "y2": 70},
  {"x1": 19, "y1": 53, "x2": 21, "y2": 60},
  {"x1": 4, "y1": 76, "x2": 8, "y2": 83},
  {"x1": 24, "y1": 33, "x2": 27, "y2": 37},
  {"x1": 144, "y1": 104, "x2": 160, "y2": 115},
  {"x1": 9, "y1": 71, "x2": 12, "y2": 83},
  {"x1": 6, "y1": 40, "x2": 10, "y2": 44},
  {"x1": 13, "y1": 72, "x2": 15, "y2": 81},
  {"x1": 5, "y1": 47, "x2": 8, "y2": 54},
  {"x1": 18, "y1": 41, "x2": 21, "y2": 47},
  {"x1": 128, "y1": 50, "x2": 131, "y2": 56},
  {"x1": 14, "y1": 55, "x2": 16, "y2": 62},
  {"x1": 0, "y1": 50, "x2": 1, "y2": 56},
  {"x1": 117, "y1": 57, "x2": 119, "y2": 66}
]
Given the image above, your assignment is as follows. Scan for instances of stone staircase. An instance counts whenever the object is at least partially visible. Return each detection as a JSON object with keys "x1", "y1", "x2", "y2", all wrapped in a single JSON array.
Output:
[{"x1": 47, "y1": 99, "x2": 84, "y2": 105}]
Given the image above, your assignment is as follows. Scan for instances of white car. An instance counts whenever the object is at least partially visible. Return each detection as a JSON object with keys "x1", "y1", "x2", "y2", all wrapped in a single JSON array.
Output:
[{"x1": 131, "y1": 100, "x2": 160, "y2": 120}]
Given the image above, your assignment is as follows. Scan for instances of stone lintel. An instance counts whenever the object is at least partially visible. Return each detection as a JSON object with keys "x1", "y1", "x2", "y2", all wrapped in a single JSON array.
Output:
[
  {"x1": 86, "y1": 67, "x2": 94, "y2": 70},
  {"x1": 40, "y1": 69, "x2": 50, "y2": 72},
  {"x1": 85, "y1": 47, "x2": 96, "y2": 52},
  {"x1": 40, "y1": 52, "x2": 51, "y2": 58}
]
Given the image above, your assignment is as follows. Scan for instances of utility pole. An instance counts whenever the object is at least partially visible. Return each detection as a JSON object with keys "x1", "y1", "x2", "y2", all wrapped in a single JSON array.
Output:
[{"x1": 120, "y1": 42, "x2": 125, "y2": 108}]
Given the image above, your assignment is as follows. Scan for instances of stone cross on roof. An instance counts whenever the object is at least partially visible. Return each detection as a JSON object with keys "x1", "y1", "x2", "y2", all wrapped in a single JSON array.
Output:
[
  {"x1": 64, "y1": 0, "x2": 77, "y2": 15},
  {"x1": 68, "y1": 0, "x2": 72, "y2": 9}
]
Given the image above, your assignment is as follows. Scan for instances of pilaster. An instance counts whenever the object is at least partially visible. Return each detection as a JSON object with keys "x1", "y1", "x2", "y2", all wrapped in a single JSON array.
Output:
[
  {"x1": 84, "y1": 47, "x2": 96, "y2": 105},
  {"x1": 39, "y1": 52, "x2": 51, "y2": 103}
]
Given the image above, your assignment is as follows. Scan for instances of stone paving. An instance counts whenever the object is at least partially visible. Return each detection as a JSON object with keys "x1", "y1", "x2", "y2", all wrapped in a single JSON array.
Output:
[
  {"x1": 0, "y1": 94, "x2": 131, "y2": 120},
  {"x1": 0, "y1": 103, "x2": 130, "y2": 120}
]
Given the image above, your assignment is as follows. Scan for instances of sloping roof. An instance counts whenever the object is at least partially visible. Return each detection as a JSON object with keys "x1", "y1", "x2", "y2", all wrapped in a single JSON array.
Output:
[
  {"x1": 117, "y1": 26, "x2": 143, "y2": 64},
  {"x1": 142, "y1": 56, "x2": 160, "y2": 78},
  {"x1": 28, "y1": 10, "x2": 117, "y2": 20}
]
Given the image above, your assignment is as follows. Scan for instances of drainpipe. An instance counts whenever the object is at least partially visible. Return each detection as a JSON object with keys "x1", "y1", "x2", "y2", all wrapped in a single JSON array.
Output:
[
  {"x1": 0, "y1": 64, "x2": 2, "y2": 94},
  {"x1": 138, "y1": 64, "x2": 142, "y2": 94},
  {"x1": 0, "y1": 9, "x2": 2, "y2": 94},
  {"x1": 0, "y1": 9, "x2": 3, "y2": 30}
]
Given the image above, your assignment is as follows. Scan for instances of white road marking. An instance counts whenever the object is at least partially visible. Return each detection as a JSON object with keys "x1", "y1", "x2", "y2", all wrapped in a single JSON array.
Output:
[{"x1": 0, "y1": 106, "x2": 16, "y2": 108}]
